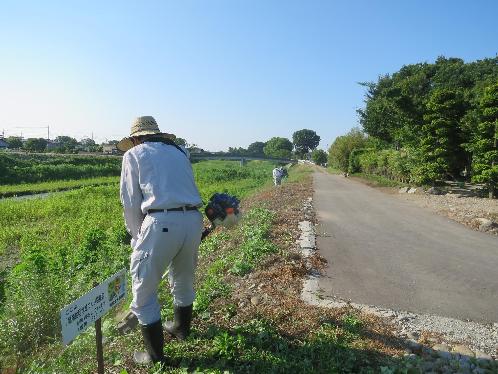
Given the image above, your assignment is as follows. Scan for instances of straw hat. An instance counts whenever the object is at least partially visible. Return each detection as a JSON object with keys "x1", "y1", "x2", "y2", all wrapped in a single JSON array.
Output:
[{"x1": 117, "y1": 116, "x2": 175, "y2": 152}]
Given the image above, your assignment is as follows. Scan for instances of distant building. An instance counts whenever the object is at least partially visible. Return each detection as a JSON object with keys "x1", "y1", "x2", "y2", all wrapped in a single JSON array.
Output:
[
  {"x1": 102, "y1": 143, "x2": 120, "y2": 154},
  {"x1": 45, "y1": 140, "x2": 61, "y2": 151},
  {"x1": 75, "y1": 144, "x2": 89, "y2": 153},
  {"x1": 0, "y1": 138, "x2": 8, "y2": 149},
  {"x1": 188, "y1": 147, "x2": 205, "y2": 154}
]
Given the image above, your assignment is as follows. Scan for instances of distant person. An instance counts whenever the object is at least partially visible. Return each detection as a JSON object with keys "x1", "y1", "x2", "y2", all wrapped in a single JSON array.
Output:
[
  {"x1": 118, "y1": 116, "x2": 203, "y2": 366},
  {"x1": 273, "y1": 166, "x2": 283, "y2": 186}
]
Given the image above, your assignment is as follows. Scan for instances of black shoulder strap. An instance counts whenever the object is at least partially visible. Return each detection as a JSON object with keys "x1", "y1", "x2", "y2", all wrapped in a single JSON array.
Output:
[{"x1": 146, "y1": 137, "x2": 187, "y2": 157}]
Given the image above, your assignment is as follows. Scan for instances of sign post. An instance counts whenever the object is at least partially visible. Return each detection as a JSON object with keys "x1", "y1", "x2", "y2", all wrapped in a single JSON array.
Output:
[
  {"x1": 93, "y1": 282, "x2": 105, "y2": 374},
  {"x1": 61, "y1": 270, "x2": 127, "y2": 373},
  {"x1": 95, "y1": 315, "x2": 104, "y2": 374}
]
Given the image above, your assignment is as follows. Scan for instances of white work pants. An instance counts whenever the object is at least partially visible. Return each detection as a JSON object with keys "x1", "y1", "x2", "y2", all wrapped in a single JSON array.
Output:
[{"x1": 129, "y1": 210, "x2": 203, "y2": 325}]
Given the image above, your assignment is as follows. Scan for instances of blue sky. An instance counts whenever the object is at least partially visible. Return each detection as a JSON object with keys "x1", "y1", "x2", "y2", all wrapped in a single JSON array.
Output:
[{"x1": 1, "y1": 0, "x2": 497, "y2": 151}]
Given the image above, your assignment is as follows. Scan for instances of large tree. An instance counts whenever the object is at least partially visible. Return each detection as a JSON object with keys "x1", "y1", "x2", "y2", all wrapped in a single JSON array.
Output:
[
  {"x1": 80, "y1": 138, "x2": 101, "y2": 152},
  {"x1": 357, "y1": 57, "x2": 493, "y2": 149},
  {"x1": 80, "y1": 138, "x2": 96, "y2": 147},
  {"x1": 54, "y1": 136, "x2": 78, "y2": 152},
  {"x1": 263, "y1": 137, "x2": 293, "y2": 159},
  {"x1": 247, "y1": 141, "x2": 266, "y2": 156},
  {"x1": 24, "y1": 138, "x2": 47, "y2": 152},
  {"x1": 356, "y1": 55, "x2": 498, "y2": 185},
  {"x1": 227, "y1": 147, "x2": 247, "y2": 156},
  {"x1": 6, "y1": 137, "x2": 23, "y2": 149},
  {"x1": 417, "y1": 88, "x2": 467, "y2": 183},
  {"x1": 327, "y1": 128, "x2": 367, "y2": 172},
  {"x1": 311, "y1": 149, "x2": 327, "y2": 166},
  {"x1": 292, "y1": 129, "x2": 320, "y2": 154},
  {"x1": 174, "y1": 137, "x2": 188, "y2": 147},
  {"x1": 468, "y1": 83, "x2": 498, "y2": 198}
]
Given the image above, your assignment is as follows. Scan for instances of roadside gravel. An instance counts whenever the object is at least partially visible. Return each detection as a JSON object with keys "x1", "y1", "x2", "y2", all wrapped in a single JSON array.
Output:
[{"x1": 396, "y1": 192, "x2": 498, "y2": 235}]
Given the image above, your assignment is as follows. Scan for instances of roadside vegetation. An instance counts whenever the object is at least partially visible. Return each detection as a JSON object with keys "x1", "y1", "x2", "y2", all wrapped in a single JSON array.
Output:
[
  {"x1": 328, "y1": 56, "x2": 498, "y2": 197},
  {"x1": 350, "y1": 173, "x2": 404, "y2": 188}
]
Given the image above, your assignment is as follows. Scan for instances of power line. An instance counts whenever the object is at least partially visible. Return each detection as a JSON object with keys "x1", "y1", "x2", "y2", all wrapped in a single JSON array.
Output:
[{"x1": 5, "y1": 125, "x2": 50, "y2": 140}]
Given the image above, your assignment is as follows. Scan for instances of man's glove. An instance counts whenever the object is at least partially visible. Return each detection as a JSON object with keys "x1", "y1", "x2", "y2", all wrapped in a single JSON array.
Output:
[
  {"x1": 124, "y1": 231, "x2": 133, "y2": 245},
  {"x1": 201, "y1": 226, "x2": 213, "y2": 241}
]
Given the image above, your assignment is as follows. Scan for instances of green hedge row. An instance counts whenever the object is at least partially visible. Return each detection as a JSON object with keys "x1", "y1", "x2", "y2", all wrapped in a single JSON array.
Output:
[
  {"x1": 349, "y1": 148, "x2": 432, "y2": 185},
  {"x1": 0, "y1": 154, "x2": 122, "y2": 184}
]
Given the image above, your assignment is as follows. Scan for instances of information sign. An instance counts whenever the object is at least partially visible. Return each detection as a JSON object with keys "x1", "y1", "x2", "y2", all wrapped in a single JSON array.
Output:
[{"x1": 60, "y1": 269, "x2": 126, "y2": 345}]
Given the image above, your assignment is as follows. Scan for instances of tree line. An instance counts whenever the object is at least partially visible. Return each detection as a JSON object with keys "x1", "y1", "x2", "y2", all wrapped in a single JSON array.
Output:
[
  {"x1": 211, "y1": 129, "x2": 325, "y2": 162},
  {"x1": 2, "y1": 129, "x2": 328, "y2": 162},
  {"x1": 3, "y1": 136, "x2": 102, "y2": 153},
  {"x1": 328, "y1": 56, "x2": 498, "y2": 197}
]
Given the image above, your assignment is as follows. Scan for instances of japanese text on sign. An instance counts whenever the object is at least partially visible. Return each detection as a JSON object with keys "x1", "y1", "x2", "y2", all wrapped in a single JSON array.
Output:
[{"x1": 60, "y1": 269, "x2": 126, "y2": 345}]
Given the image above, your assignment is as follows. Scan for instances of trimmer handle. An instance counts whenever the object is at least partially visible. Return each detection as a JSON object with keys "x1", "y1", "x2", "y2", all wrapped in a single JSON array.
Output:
[{"x1": 201, "y1": 225, "x2": 214, "y2": 241}]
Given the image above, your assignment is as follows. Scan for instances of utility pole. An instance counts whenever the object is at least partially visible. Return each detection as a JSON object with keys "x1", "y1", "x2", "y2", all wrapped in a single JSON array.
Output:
[{"x1": 47, "y1": 125, "x2": 50, "y2": 141}]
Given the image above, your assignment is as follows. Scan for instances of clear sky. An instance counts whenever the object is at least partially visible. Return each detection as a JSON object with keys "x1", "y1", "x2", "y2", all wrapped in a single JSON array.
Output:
[{"x1": 1, "y1": 0, "x2": 497, "y2": 151}]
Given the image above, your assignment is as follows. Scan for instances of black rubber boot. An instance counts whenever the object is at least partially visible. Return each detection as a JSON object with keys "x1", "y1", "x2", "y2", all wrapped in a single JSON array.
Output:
[
  {"x1": 139, "y1": 320, "x2": 166, "y2": 365},
  {"x1": 164, "y1": 304, "x2": 193, "y2": 340}
]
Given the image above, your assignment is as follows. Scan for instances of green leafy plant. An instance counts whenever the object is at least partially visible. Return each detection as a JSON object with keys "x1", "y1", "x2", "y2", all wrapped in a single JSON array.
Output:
[{"x1": 212, "y1": 331, "x2": 245, "y2": 359}]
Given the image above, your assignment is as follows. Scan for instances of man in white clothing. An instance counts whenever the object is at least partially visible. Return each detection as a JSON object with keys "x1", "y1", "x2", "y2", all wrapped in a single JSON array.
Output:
[
  {"x1": 118, "y1": 116, "x2": 203, "y2": 365},
  {"x1": 272, "y1": 167, "x2": 283, "y2": 186}
]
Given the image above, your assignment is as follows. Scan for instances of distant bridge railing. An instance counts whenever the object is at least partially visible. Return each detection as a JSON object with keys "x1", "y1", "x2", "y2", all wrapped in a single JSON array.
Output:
[{"x1": 190, "y1": 153, "x2": 296, "y2": 164}]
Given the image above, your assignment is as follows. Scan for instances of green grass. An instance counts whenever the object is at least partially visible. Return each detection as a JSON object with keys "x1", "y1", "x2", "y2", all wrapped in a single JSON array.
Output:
[
  {"x1": 285, "y1": 164, "x2": 311, "y2": 182},
  {"x1": 0, "y1": 153, "x2": 122, "y2": 184},
  {"x1": 352, "y1": 172, "x2": 405, "y2": 188},
  {"x1": 193, "y1": 160, "x2": 276, "y2": 201},
  {"x1": 0, "y1": 160, "x2": 282, "y2": 369},
  {"x1": 0, "y1": 159, "x2": 276, "y2": 199},
  {"x1": 0, "y1": 176, "x2": 119, "y2": 198},
  {"x1": 326, "y1": 167, "x2": 343, "y2": 175}
]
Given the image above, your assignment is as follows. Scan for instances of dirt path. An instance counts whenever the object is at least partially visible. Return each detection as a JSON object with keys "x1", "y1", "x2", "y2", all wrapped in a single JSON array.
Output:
[{"x1": 313, "y1": 171, "x2": 498, "y2": 323}]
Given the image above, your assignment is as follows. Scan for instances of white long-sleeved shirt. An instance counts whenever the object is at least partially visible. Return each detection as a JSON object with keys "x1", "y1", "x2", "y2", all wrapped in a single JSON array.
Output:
[
  {"x1": 272, "y1": 168, "x2": 282, "y2": 179},
  {"x1": 120, "y1": 142, "x2": 203, "y2": 243}
]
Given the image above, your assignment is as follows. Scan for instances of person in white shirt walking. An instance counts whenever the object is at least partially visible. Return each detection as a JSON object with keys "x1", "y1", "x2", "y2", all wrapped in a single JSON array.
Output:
[
  {"x1": 118, "y1": 116, "x2": 203, "y2": 366},
  {"x1": 272, "y1": 167, "x2": 283, "y2": 186}
]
